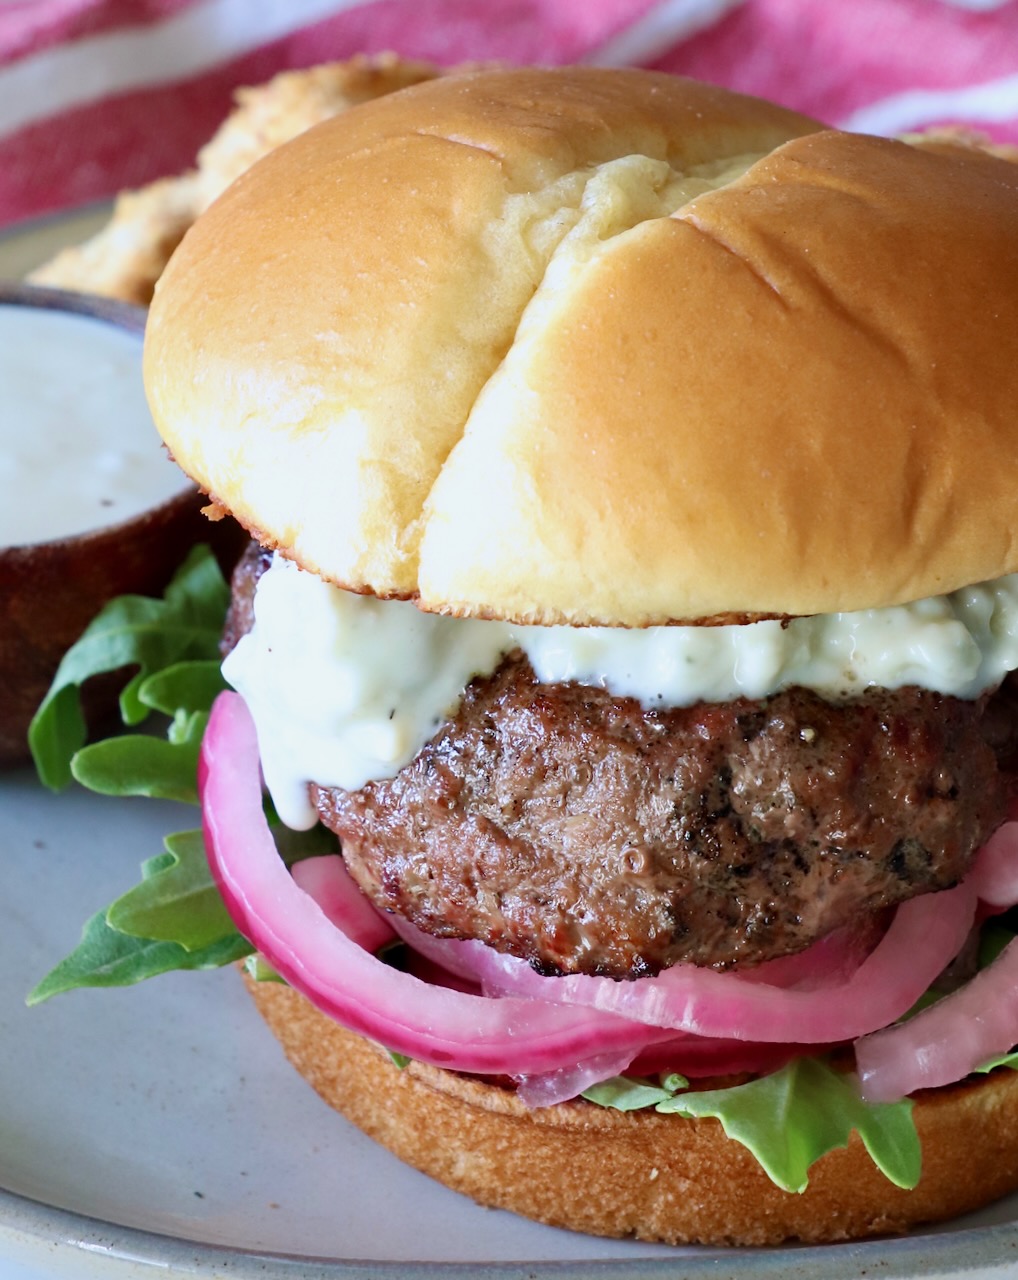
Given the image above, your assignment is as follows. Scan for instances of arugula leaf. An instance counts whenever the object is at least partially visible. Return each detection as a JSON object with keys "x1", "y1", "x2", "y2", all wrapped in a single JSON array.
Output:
[
  {"x1": 244, "y1": 954, "x2": 286, "y2": 983},
  {"x1": 70, "y1": 714, "x2": 208, "y2": 804},
  {"x1": 270, "y1": 821, "x2": 337, "y2": 864},
  {"x1": 65, "y1": 661, "x2": 228, "y2": 804},
  {"x1": 655, "y1": 1057, "x2": 920, "y2": 1193},
  {"x1": 26, "y1": 908, "x2": 252, "y2": 1005},
  {"x1": 136, "y1": 660, "x2": 228, "y2": 718},
  {"x1": 29, "y1": 546, "x2": 229, "y2": 790},
  {"x1": 975, "y1": 1051, "x2": 1018, "y2": 1073},
  {"x1": 29, "y1": 819, "x2": 338, "y2": 1002},
  {"x1": 27, "y1": 831, "x2": 253, "y2": 1002},
  {"x1": 106, "y1": 824, "x2": 334, "y2": 952},
  {"x1": 582, "y1": 1074, "x2": 689, "y2": 1111},
  {"x1": 107, "y1": 830, "x2": 239, "y2": 951}
]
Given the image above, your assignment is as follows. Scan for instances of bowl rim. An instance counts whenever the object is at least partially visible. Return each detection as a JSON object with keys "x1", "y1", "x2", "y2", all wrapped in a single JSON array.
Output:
[{"x1": 0, "y1": 279, "x2": 146, "y2": 334}]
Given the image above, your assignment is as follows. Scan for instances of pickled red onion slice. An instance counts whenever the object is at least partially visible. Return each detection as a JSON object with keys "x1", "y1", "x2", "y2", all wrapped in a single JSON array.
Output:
[
  {"x1": 401, "y1": 952, "x2": 484, "y2": 995},
  {"x1": 297, "y1": 851, "x2": 681, "y2": 1092},
  {"x1": 856, "y1": 938, "x2": 1018, "y2": 1102},
  {"x1": 291, "y1": 855, "x2": 396, "y2": 954},
  {"x1": 200, "y1": 692, "x2": 661, "y2": 1076},
  {"x1": 384, "y1": 906, "x2": 489, "y2": 984},
  {"x1": 385, "y1": 913, "x2": 842, "y2": 1075},
  {"x1": 515, "y1": 1049, "x2": 647, "y2": 1107},
  {"x1": 734, "y1": 916, "x2": 886, "y2": 991},
  {"x1": 468, "y1": 885, "x2": 977, "y2": 1044},
  {"x1": 387, "y1": 904, "x2": 883, "y2": 996},
  {"x1": 968, "y1": 820, "x2": 1018, "y2": 909},
  {"x1": 628, "y1": 1035, "x2": 811, "y2": 1079}
]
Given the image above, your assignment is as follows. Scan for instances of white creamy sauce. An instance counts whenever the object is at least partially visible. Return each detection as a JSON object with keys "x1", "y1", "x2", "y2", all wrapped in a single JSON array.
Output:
[
  {"x1": 223, "y1": 556, "x2": 1018, "y2": 829},
  {"x1": 0, "y1": 305, "x2": 187, "y2": 545}
]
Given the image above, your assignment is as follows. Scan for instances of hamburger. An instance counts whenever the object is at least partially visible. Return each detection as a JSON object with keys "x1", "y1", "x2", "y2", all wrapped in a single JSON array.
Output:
[{"x1": 43, "y1": 66, "x2": 1018, "y2": 1245}]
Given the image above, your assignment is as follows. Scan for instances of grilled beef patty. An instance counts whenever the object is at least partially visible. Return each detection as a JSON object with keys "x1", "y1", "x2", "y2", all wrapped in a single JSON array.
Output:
[{"x1": 225, "y1": 542, "x2": 1017, "y2": 978}]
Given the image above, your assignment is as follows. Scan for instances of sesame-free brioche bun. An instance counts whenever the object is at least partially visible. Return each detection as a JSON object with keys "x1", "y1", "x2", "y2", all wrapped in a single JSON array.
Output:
[
  {"x1": 246, "y1": 971, "x2": 1018, "y2": 1246},
  {"x1": 144, "y1": 67, "x2": 1018, "y2": 626}
]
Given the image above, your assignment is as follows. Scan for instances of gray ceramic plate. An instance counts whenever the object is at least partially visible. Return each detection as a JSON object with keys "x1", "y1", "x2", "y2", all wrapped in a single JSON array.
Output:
[{"x1": 2, "y1": 209, "x2": 1018, "y2": 1280}]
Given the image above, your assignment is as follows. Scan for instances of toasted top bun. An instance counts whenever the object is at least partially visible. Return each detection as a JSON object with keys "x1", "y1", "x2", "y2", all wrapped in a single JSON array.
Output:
[{"x1": 145, "y1": 68, "x2": 1018, "y2": 626}]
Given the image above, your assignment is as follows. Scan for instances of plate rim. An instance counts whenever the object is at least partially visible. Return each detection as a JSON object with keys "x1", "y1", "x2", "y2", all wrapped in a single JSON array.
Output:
[{"x1": 4, "y1": 1167, "x2": 1018, "y2": 1279}]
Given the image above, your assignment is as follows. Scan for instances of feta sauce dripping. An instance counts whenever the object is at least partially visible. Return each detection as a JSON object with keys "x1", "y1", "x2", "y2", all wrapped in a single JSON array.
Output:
[
  {"x1": 0, "y1": 304, "x2": 187, "y2": 546},
  {"x1": 223, "y1": 556, "x2": 1018, "y2": 829}
]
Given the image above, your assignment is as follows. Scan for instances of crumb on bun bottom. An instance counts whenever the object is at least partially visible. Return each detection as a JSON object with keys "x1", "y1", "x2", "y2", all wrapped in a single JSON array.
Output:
[{"x1": 244, "y1": 971, "x2": 1018, "y2": 1246}]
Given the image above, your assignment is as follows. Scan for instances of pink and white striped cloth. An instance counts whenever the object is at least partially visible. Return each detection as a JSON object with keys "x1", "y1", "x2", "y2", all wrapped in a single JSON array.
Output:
[{"x1": 1, "y1": 0, "x2": 1017, "y2": 228}]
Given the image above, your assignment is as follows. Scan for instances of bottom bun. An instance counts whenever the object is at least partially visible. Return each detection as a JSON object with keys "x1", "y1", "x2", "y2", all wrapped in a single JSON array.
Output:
[{"x1": 244, "y1": 970, "x2": 1018, "y2": 1246}]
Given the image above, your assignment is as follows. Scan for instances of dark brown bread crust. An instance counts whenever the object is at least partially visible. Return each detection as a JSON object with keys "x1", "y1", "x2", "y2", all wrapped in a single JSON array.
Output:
[{"x1": 245, "y1": 971, "x2": 1018, "y2": 1246}]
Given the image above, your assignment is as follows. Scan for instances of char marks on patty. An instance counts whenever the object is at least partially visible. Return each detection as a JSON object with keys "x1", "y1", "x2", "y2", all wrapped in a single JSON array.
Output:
[{"x1": 314, "y1": 655, "x2": 1011, "y2": 977}]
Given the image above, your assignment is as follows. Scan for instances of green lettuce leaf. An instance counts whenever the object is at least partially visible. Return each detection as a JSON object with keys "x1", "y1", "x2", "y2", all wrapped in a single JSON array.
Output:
[
  {"x1": 67, "y1": 661, "x2": 229, "y2": 804},
  {"x1": 26, "y1": 908, "x2": 252, "y2": 1005},
  {"x1": 27, "y1": 830, "x2": 253, "y2": 1003},
  {"x1": 106, "y1": 823, "x2": 334, "y2": 952},
  {"x1": 979, "y1": 918, "x2": 1018, "y2": 969},
  {"x1": 975, "y1": 1052, "x2": 1018, "y2": 1073},
  {"x1": 29, "y1": 546, "x2": 229, "y2": 790},
  {"x1": 655, "y1": 1057, "x2": 920, "y2": 1193},
  {"x1": 29, "y1": 820, "x2": 337, "y2": 1002},
  {"x1": 244, "y1": 954, "x2": 286, "y2": 983},
  {"x1": 107, "y1": 830, "x2": 239, "y2": 951},
  {"x1": 70, "y1": 713, "x2": 208, "y2": 804},
  {"x1": 582, "y1": 1074, "x2": 689, "y2": 1111},
  {"x1": 136, "y1": 660, "x2": 228, "y2": 718}
]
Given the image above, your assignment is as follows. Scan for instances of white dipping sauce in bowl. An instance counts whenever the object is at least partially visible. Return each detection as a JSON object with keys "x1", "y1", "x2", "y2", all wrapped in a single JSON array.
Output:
[
  {"x1": 0, "y1": 302, "x2": 187, "y2": 546},
  {"x1": 0, "y1": 283, "x2": 242, "y2": 768}
]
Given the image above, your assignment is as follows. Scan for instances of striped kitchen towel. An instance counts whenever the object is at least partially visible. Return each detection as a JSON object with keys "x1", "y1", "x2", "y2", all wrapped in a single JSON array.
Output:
[{"x1": 1, "y1": 0, "x2": 1017, "y2": 227}]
